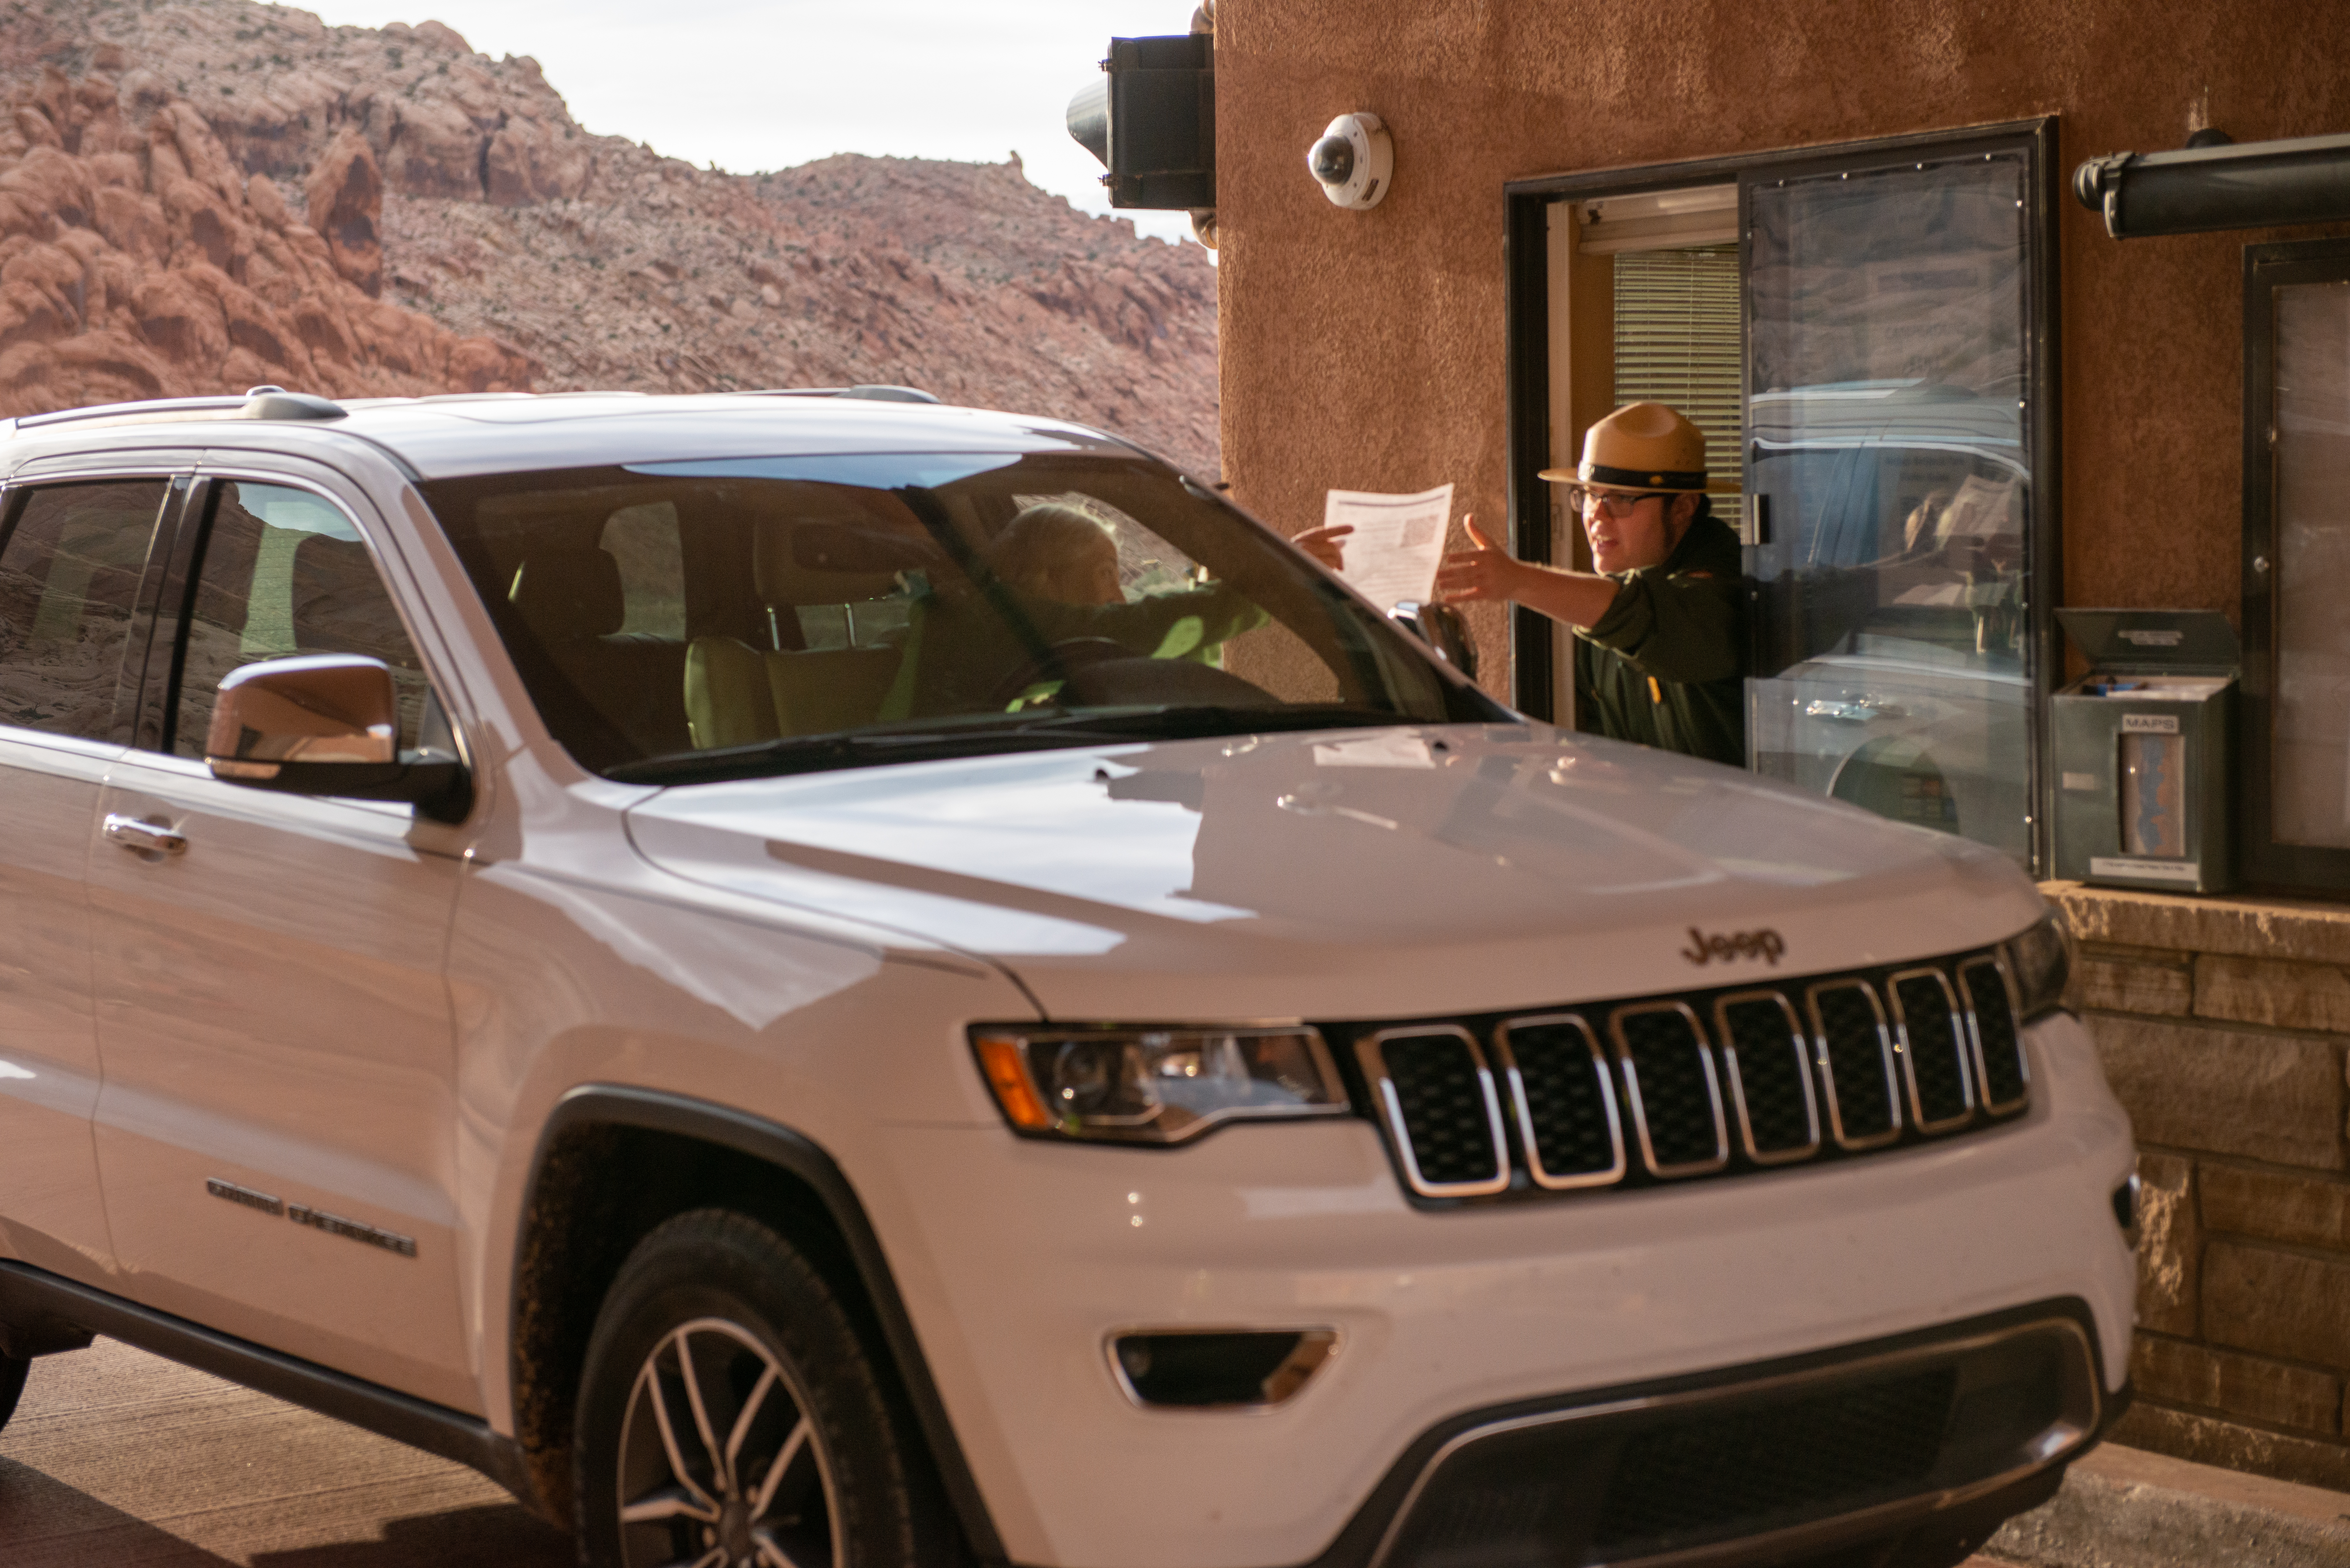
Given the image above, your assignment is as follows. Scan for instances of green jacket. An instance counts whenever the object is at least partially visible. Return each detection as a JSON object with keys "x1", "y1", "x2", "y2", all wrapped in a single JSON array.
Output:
[{"x1": 1573, "y1": 510, "x2": 1746, "y2": 767}]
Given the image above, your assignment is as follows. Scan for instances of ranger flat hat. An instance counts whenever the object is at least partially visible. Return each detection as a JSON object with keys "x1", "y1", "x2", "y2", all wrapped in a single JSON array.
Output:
[{"x1": 1538, "y1": 401, "x2": 1708, "y2": 491}]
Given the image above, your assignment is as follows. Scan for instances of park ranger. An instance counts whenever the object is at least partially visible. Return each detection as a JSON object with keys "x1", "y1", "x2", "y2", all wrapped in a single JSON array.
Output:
[{"x1": 1436, "y1": 401, "x2": 1744, "y2": 766}]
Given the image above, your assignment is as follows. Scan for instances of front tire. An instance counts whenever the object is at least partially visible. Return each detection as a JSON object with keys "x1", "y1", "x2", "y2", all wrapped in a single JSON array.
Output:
[
  {"x1": 0, "y1": 1346, "x2": 26, "y2": 1432},
  {"x1": 574, "y1": 1210, "x2": 943, "y2": 1568}
]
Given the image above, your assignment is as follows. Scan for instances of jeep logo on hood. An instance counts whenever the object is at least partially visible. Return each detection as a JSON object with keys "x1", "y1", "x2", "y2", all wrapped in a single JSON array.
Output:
[{"x1": 1682, "y1": 927, "x2": 1786, "y2": 968}]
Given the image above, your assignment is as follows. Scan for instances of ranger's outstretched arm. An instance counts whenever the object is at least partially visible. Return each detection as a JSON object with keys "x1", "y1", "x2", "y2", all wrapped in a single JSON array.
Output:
[{"x1": 1435, "y1": 513, "x2": 1620, "y2": 629}]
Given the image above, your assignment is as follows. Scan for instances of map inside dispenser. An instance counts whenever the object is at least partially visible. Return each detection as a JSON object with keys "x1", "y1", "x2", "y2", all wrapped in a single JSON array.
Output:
[
  {"x1": 2120, "y1": 732, "x2": 2186, "y2": 856},
  {"x1": 2069, "y1": 675, "x2": 2234, "y2": 700}
]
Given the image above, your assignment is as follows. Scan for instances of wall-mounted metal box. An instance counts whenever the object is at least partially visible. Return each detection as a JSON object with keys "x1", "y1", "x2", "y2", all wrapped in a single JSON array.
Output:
[{"x1": 2053, "y1": 609, "x2": 2239, "y2": 893}]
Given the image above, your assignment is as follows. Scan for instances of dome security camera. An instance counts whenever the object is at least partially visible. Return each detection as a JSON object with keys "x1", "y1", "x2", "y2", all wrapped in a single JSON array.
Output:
[{"x1": 1308, "y1": 113, "x2": 1393, "y2": 210}]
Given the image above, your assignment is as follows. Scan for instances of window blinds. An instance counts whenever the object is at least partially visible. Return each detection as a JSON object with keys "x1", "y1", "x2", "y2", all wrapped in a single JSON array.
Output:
[{"x1": 1611, "y1": 245, "x2": 1743, "y2": 492}]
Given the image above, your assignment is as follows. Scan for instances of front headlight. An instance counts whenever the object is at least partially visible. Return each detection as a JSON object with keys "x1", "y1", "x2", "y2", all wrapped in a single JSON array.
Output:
[
  {"x1": 971, "y1": 1026, "x2": 1349, "y2": 1143},
  {"x1": 2005, "y1": 910, "x2": 2073, "y2": 1021}
]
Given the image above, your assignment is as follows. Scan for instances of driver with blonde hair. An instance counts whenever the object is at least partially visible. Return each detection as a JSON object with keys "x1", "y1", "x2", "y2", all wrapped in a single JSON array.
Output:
[{"x1": 981, "y1": 502, "x2": 1124, "y2": 606}]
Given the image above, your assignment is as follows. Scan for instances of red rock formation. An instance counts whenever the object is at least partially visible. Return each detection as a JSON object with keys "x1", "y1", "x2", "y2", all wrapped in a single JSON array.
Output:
[
  {"x1": 304, "y1": 127, "x2": 381, "y2": 296},
  {"x1": 0, "y1": 1, "x2": 1219, "y2": 475},
  {"x1": 0, "y1": 52, "x2": 531, "y2": 412}
]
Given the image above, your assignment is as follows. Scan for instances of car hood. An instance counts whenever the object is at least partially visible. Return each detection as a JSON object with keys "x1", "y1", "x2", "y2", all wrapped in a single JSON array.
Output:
[{"x1": 623, "y1": 724, "x2": 2045, "y2": 1021}]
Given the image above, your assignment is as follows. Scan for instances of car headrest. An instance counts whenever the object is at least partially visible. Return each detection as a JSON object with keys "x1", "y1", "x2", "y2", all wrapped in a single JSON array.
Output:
[
  {"x1": 288, "y1": 531, "x2": 369, "y2": 637},
  {"x1": 510, "y1": 547, "x2": 626, "y2": 640},
  {"x1": 290, "y1": 530, "x2": 412, "y2": 663}
]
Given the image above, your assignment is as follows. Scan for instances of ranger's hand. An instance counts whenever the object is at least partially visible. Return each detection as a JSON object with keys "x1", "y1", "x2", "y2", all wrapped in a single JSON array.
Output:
[
  {"x1": 1435, "y1": 514, "x2": 1524, "y2": 603},
  {"x1": 1292, "y1": 523, "x2": 1353, "y2": 570}
]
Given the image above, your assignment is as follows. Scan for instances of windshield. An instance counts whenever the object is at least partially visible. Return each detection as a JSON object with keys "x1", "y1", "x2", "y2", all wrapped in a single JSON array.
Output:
[{"x1": 419, "y1": 450, "x2": 1500, "y2": 780}]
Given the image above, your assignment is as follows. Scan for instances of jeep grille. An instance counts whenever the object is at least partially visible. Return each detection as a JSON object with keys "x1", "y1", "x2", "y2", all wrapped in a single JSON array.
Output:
[{"x1": 1341, "y1": 944, "x2": 2032, "y2": 1203}]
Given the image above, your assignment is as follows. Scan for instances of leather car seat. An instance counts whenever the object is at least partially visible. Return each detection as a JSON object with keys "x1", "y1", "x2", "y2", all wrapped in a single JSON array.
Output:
[{"x1": 683, "y1": 519, "x2": 907, "y2": 750}]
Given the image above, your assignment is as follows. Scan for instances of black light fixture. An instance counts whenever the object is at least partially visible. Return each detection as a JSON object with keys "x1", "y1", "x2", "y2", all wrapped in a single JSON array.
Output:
[
  {"x1": 1065, "y1": 26, "x2": 1215, "y2": 214},
  {"x1": 2073, "y1": 129, "x2": 2350, "y2": 238}
]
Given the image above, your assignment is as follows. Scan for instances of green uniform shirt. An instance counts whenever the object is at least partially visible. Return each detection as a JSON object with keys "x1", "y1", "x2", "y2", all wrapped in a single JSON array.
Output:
[{"x1": 1573, "y1": 510, "x2": 1746, "y2": 767}]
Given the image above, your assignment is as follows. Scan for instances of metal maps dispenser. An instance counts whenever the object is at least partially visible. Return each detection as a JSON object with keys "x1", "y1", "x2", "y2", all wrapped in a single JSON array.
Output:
[{"x1": 2053, "y1": 608, "x2": 2239, "y2": 893}]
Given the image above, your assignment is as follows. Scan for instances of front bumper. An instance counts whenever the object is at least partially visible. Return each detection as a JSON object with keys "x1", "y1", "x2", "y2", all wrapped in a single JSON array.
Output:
[{"x1": 878, "y1": 1013, "x2": 2134, "y2": 1567}]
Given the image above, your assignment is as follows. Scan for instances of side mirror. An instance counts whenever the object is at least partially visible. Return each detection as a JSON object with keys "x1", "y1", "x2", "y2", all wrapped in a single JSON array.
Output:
[
  {"x1": 1389, "y1": 600, "x2": 1480, "y2": 681},
  {"x1": 206, "y1": 654, "x2": 470, "y2": 823}
]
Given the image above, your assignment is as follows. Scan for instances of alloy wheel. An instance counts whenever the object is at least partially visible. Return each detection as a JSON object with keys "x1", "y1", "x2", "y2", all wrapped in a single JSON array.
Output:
[{"x1": 615, "y1": 1316, "x2": 841, "y2": 1568}]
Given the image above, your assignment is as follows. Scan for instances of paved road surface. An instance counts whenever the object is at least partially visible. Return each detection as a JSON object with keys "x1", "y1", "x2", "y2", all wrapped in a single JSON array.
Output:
[
  {"x1": 0, "y1": 1338, "x2": 569, "y2": 1566},
  {"x1": 0, "y1": 1338, "x2": 2018, "y2": 1566}
]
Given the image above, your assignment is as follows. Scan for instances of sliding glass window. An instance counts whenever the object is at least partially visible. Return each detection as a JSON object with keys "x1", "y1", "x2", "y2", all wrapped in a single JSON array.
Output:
[{"x1": 1745, "y1": 151, "x2": 2039, "y2": 865}]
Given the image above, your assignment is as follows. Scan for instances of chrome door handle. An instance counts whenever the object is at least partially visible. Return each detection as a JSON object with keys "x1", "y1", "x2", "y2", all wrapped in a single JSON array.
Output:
[{"x1": 103, "y1": 814, "x2": 187, "y2": 856}]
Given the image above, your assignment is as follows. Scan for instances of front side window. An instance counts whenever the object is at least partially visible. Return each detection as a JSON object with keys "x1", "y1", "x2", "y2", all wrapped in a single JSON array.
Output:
[
  {"x1": 421, "y1": 450, "x2": 1496, "y2": 780},
  {"x1": 0, "y1": 480, "x2": 167, "y2": 742},
  {"x1": 170, "y1": 481, "x2": 430, "y2": 758}
]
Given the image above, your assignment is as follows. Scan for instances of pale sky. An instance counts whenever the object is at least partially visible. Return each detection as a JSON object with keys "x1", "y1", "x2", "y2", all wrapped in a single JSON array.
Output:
[{"x1": 300, "y1": 0, "x2": 1206, "y2": 245}]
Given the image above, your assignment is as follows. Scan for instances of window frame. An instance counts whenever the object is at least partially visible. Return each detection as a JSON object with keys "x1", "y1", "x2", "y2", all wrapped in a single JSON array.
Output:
[
  {"x1": 2240, "y1": 237, "x2": 2350, "y2": 892},
  {"x1": 1503, "y1": 117, "x2": 2062, "y2": 873}
]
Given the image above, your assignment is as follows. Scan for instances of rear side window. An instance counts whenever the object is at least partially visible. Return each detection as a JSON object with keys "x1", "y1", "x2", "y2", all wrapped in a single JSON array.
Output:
[
  {"x1": 170, "y1": 481, "x2": 430, "y2": 758},
  {"x1": 0, "y1": 480, "x2": 166, "y2": 742},
  {"x1": 600, "y1": 502, "x2": 686, "y2": 638}
]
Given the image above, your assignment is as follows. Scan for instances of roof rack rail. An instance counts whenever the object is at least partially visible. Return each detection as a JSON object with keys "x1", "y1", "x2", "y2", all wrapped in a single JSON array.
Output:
[
  {"x1": 838, "y1": 384, "x2": 940, "y2": 403},
  {"x1": 748, "y1": 384, "x2": 942, "y2": 404},
  {"x1": 17, "y1": 395, "x2": 249, "y2": 429},
  {"x1": 12, "y1": 386, "x2": 349, "y2": 431}
]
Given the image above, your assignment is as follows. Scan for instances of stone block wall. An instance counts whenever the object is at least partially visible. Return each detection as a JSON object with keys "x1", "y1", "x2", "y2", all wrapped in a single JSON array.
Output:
[{"x1": 2049, "y1": 881, "x2": 2350, "y2": 1489}]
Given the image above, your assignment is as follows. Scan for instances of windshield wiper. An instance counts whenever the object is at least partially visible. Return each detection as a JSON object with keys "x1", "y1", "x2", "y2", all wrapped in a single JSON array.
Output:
[{"x1": 605, "y1": 705, "x2": 1419, "y2": 786}]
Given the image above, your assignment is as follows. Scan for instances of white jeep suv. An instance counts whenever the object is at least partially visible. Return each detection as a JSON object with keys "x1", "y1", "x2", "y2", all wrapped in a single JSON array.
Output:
[{"x1": 0, "y1": 388, "x2": 2136, "y2": 1568}]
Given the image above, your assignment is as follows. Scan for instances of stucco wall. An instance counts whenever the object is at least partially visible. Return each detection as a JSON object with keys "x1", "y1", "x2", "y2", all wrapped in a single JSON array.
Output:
[{"x1": 1214, "y1": 0, "x2": 2350, "y2": 702}]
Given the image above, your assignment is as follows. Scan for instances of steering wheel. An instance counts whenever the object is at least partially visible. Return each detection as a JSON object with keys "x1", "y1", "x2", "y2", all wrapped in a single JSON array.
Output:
[{"x1": 986, "y1": 637, "x2": 1135, "y2": 708}]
